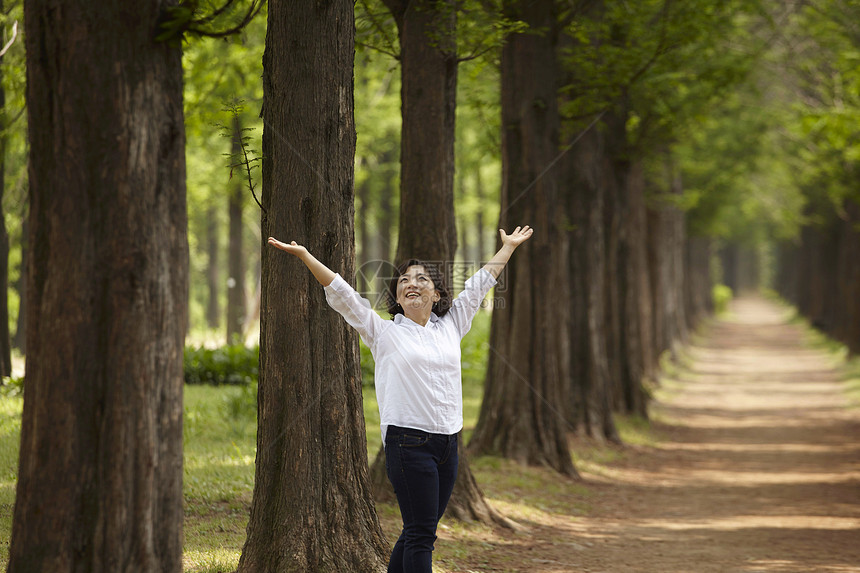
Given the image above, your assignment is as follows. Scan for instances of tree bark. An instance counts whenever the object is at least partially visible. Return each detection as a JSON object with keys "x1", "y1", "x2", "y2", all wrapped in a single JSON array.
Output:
[
  {"x1": 236, "y1": 2, "x2": 388, "y2": 571},
  {"x1": 227, "y1": 114, "x2": 246, "y2": 343},
  {"x1": 468, "y1": 0, "x2": 577, "y2": 477},
  {"x1": 384, "y1": 0, "x2": 458, "y2": 268},
  {"x1": 562, "y1": 120, "x2": 618, "y2": 443},
  {"x1": 10, "y1": 1, "x2": 187, "y2": 571},
  {"x1": 604, "y1": 109, "x2": 648, "y2": 418},
  {"x1": 684, "y1": 234, "x2": 713, "y2": 330},
  {"x1": 646, "y1": 153, "x2": 688, "y2": 362}
]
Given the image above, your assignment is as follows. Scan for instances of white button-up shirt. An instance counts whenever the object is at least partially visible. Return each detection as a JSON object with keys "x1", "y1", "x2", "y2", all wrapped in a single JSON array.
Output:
[{"x1": 324, "y1": 269, "x2": 496, "y2": 442}]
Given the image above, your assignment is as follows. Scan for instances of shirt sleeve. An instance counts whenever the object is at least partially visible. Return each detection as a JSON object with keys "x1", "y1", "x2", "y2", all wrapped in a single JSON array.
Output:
[
  {"x1": 446, "y1": 268, "x2": 497, "y2": 337},
  {"x1": 324, "y1": 273, "x2": 387, "y2": 347}
]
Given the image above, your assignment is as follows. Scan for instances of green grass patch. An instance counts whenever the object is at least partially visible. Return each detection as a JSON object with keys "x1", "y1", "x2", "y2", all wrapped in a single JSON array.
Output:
[
  {"x1": 0, "y1": 394, "x2": 22, "y2": 567},
  {"x1": 842, "y1": 354, "x2": 860, "y2": 407},
  {"x1": 469, "y1": 455, "x2": 592, "y2": 520},
  {"x1": 183, "y1": 385, "x2": 256, "y2": 572},
  {"x1": 781, "y1": 306, "x2": 860, "y2": 408}
]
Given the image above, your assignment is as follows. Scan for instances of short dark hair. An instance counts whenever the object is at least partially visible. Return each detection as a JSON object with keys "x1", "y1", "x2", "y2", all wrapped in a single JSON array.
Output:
[{"x1": 386, "y1": 259, "x2": 452, "y2": 319}]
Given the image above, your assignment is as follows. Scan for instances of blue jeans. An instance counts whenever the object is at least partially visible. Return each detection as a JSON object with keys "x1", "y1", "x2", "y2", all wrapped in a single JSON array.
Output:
[{"x1": 384, "y1": 425, "x2": 459, "y2": 573}]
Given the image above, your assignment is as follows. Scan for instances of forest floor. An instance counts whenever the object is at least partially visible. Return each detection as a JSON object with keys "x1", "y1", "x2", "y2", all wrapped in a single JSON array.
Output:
[{"x1": 428, "y1": 296, "x2": 860, "y2": 573}]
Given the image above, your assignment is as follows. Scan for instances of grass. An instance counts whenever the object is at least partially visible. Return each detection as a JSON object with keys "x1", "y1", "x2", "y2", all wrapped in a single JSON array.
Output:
[
  {"x1": 769, "y1": 297, "x2": 860, "y2": 408},
  {"x1": 0, "y1": 393, "x2": 22, "y2": 566}
]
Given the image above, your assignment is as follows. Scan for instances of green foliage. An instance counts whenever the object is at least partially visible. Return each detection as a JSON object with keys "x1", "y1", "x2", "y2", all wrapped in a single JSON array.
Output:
[
  {"x1": 0, "y1": 376, "x2": 23, "y2": 398},
  {"x1": 183, "y1": 10, "x2": 265, "y2": 332},
  {"x1": 2, "y1": 3, "x2": 29, "y2": 342},
  {"x1": 157, "y1": 0, "x2": 266, "y2": 42},
  {"x1": 218, "y1": 99, "x2": 263, "y2": 212},
  {"x1": 184, "y1": 344, "x2": 259, "y2": 386},
  {"x1": 712, "y1": 283, "x2": 733, "y2": 315},
  {"x1": 560, "y1": 0, "x2": 761, "y2": 147}
]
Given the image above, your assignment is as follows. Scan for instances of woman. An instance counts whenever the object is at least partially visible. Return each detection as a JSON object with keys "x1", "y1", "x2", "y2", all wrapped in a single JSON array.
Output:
[{"x1": 267, "y1": 225, "x2": 533, "y2": 573}]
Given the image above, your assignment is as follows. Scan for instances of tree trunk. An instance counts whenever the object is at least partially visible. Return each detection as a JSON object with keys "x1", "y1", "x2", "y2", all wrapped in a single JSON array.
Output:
[
  {"x1": 384, "y1": 0, "x2": 458, "y2": 268},
  {"x1": 446, "y1": 435, "x2": 521, "y2": 529},
  {"x1": 206, "y1": 204, "x2": 220, "y2": 329},
  {"x1": 371, "y1": 0, "x2": 514, "y2": 530},
  {"x1": 227, "y1": 114, "x2": 246, "y2": 343},
  {"x1": 604, "y1": 109, "x2": 648, "y2": 418},
  {"x1": 13, "y1": 212, "x2": 26, "y2": 352},
  {"x1": 236, "y1": 2, "x2": 388, "y2": 571},
  {"x1": 562, "y1": 120, "x2": 618, "y2": 443},
  {"x1": 468, "y1": 0, "x2": 577, "y2": 477},
  {"x1": 10, "y1": 1, "x2": 187, "y2": 570},
  {"x1": 684, "y1": 234, "x2": 713, "y2": 330},
  {"x1": 646, "y1": 153, "x2": 688, "y2": 362}
]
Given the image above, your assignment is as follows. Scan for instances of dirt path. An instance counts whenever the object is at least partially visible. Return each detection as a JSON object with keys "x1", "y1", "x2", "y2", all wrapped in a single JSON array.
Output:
[
  {"x1": 445, "y1": 296, "x2": 860, "y2": 572},
  {"x1": 571, "y1": 296, "x2": 860, "y2": 572}
]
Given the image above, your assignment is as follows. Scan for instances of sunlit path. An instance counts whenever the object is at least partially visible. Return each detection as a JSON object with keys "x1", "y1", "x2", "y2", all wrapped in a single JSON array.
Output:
[{"x1": 569, "y1": 296, "x2": 860, "y2": 573}]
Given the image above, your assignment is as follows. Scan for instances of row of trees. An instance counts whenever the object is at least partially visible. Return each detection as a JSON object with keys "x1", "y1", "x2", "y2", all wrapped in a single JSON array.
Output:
[
  {"x1": 770, "y1": 1, "x2": 860, "y2": 354},
  {"x1": 6, "y1": 0, "x2": 858, "y2": 572}
]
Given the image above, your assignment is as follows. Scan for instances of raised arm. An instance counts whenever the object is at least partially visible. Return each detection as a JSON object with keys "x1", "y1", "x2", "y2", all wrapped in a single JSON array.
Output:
[
  {"x1": 481, "y1": 225, "x2": 534, "y2": 280},
  {"x1": 267, "y1": 237, "x2": 335, "y2": 286}
]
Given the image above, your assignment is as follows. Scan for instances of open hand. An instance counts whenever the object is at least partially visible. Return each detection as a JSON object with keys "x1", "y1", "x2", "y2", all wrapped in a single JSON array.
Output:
[
  {"x1": 499, "y1": 225, "x2": 533, "y2": 248},
  {"x1": 267, "y1": 237, "x2": 309, "y2": 258}
]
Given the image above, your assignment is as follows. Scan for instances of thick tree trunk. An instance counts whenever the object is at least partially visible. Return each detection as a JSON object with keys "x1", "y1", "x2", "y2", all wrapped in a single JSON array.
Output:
[
  {"x1": 384, "y1": 0, "x2": 458, "y2": 267},
  {"x1": 446, "y1": 436, "x2": 521, "y2": 529},
  {"x1": 603, "y1": 148, "x2": 624, "y2": 412},
  {"x1": 236, "y1": 2, "x2": 388, "y2": 571},
  {"x1": 604, "y1": 111, "x2": 648, "y2": 417},
  {"x1": 206, "y1": 204, "x2": 220, "y2": 329},
  {"x1": 469, "y1": 0, "x2": 577, "y2": 476},
  {"x1": 563, "y1": 121, "x2": 618, "y2": 442},
  {"x1": 371, "y1": 0, "x2": 512, "y2": 530},
  {"x1": 227, "y1": 115, "x2": 246, "y2": 343},
  {"x1": 10, "y1": 1, "x2": 187, "y2": 571},
  {"x1": 630, "y1": 163, "x2": 656, "y2": 385},
  {"x1": 646, "y1": 154, "x2": 688, "y2": 361}
]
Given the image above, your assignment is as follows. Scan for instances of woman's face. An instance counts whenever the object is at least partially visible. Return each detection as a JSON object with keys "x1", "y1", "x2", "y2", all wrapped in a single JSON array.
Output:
[{"x1": 395, "y1": 265, "x2": 441, "y2": 315}]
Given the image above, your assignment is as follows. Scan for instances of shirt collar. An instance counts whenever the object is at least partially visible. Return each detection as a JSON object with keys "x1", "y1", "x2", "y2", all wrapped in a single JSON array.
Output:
[{"x1": 393, "y1": 312, "x2": 440, "y2": 327}]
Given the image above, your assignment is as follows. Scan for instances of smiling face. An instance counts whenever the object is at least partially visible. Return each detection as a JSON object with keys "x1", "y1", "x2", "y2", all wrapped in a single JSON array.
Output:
[{"x1": 395, "y1": 265, "x2": 441, "y2": 316}]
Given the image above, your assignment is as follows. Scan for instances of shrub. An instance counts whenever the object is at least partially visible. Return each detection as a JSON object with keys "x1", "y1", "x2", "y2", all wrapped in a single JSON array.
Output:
[
  {"x1": 712, "y1": 284, "x2": 733, "y2": 315},
  {"x1": 184, "y1": 344, "x2": 259, "y2": 386},
  {"x1": 0, "y1": 375, "x2": 24, "y2": 397}
]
